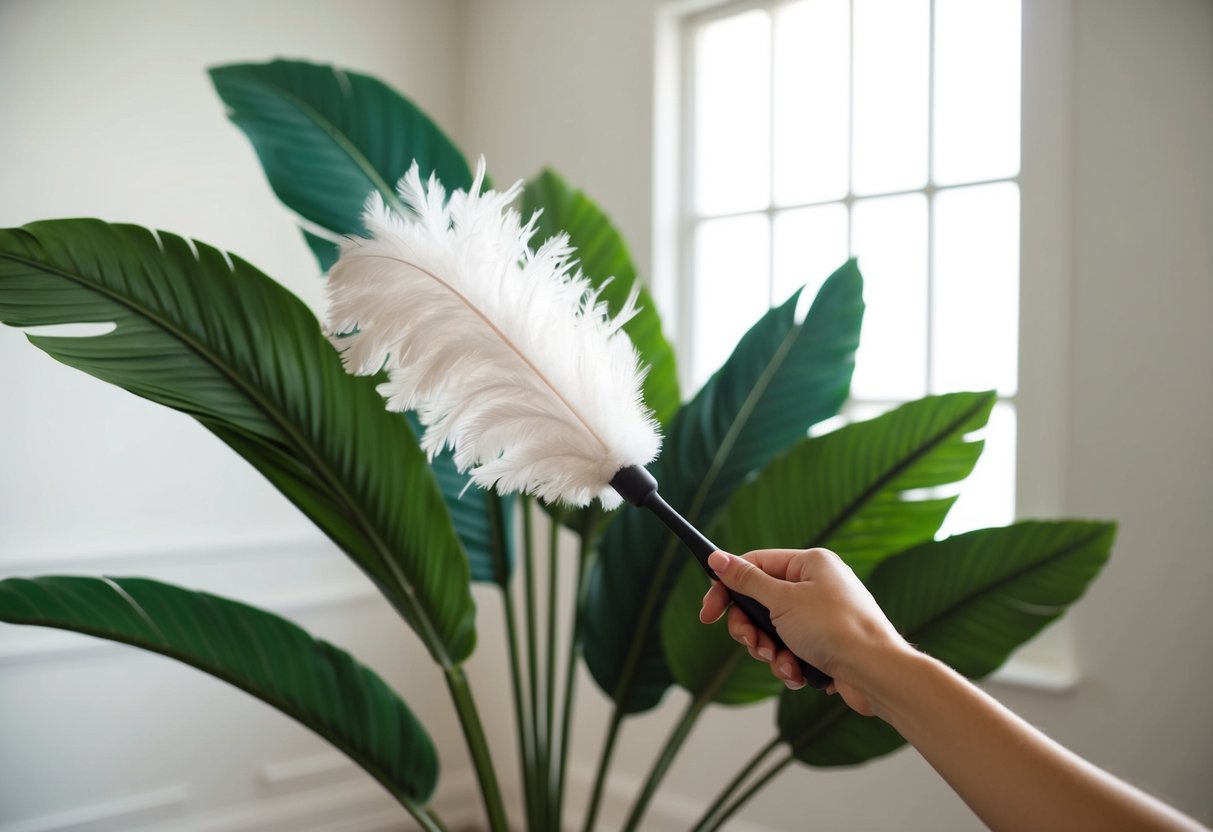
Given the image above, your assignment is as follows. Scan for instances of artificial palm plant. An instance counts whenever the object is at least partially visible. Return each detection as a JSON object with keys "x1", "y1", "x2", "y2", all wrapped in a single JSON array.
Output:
[{"x1": 0, "y1": 59, "x2": 1114, "y2": 831}]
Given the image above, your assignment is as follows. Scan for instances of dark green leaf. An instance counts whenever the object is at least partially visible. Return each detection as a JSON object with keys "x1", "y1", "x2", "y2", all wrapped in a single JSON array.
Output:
[
  {"x1": 584, "y1": 261, "x2": 864, "y2": 713},
  {"x1": 521, "y1": 169, "x2": 680, "y2": 428},
  {"x1": 405, "y1": 413, "x2": 515, "y2": 586},
  {"x1": 660, "y1": 559, "x2": 784, "y2": 705},
  {"x1": 778, "y1": 521, "x2": 1116, "y2": 767},
  {"x1": 302, "y1": 228, "x2": 341, "y2": 272},
  {"x1": 0, "y1": 220, "x2": 475, "y2": 665},
  {"x1": 210, "y1": 59, "x2": 471, "y2": 244},
  {"x1": 715, "y1": 391, "x2": 996, "y2": 579},
  {"x1": 0, "y1": 576, "x2": 439, "y2": 813}
]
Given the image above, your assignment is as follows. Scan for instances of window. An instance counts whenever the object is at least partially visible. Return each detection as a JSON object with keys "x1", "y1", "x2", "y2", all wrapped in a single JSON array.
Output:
[{"x1": 676, "y1": 0, "x2": 1022, "y2": 536}]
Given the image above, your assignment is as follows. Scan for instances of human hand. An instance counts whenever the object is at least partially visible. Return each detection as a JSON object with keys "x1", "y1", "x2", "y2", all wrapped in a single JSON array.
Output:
[{"x1": 699, "y1": 548, "x2": 909, "y2": 716}]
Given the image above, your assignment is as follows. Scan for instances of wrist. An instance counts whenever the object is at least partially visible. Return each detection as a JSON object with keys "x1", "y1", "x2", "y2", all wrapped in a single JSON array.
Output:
[{"x1": 846, "y1": 640, "x2": 940, "y2": 723}]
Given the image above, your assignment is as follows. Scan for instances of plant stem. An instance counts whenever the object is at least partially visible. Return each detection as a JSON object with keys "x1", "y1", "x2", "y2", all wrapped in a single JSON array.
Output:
[
  {"x1": 504, "y1": 587, "x2": 537, "y2": 829},
  {"x1": 444, "y1": 666, "x2": 510, "y2": 832},
  {"x1": 553, "y1": 512, "x2": 597, "y2": 831},
  {"x1": 690, "y1": 735, "x2": 783, "y2": 832},
  {"x1": 544, "y1": 509, "x2": 562, "y2": 828},
  {"x1": 423, "y1": 807, "x2": 451, "y2": 832},
  {"x1": 621, "y1": 696, "x2": 707, "y2": 832},
  {"x1": 701, "y1": 752, "x2": 795, "y2": 832},
  {"x1": 522, "y1": 497, "x2": 545, "y2": 828},
  {"x1": 620, "y1": 649, "x2": 743, "y2": 831},
  {"x1": 491, "y1": 491, "x2": 538, "y2": 830},
  {"x1": 580, "y1": 707, "x2": 624, "y2": 832}
]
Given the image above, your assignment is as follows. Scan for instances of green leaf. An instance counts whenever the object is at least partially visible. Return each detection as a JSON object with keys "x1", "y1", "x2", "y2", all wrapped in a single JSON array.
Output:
[
  {"x1": 660, "y1": 559, "x2": 784, "y2": 705},
  {"x1": 0, "y1": 220, "x2": 475, "y2": 666},
  {"x1": 209, "y1": 59, "x2": 471, "y2": 251},
  {"x1": 778, "y1": 521, "x2": 1116, "y2": 767},
  {"x1": 583, "y1": 261, "x2": 864, "y2": 713},
  {"x1": 661, "y1": 392, "x2": 995, "y2": 706},
  {"x1": 714, "y1": 391, "x2": 997, "y2": 579},
  {"x1": 302, "y1": 228, "x2": 341, "y2": 272},
  {"x1": 0, "y1": 575, "x2": 439, "y2": 814},
  {"x1": 521, "y1": 169, "x2": 680, "y2": 428},
  {"x1": 405, "y1": 412, "x2": 515, "y2": 586}
]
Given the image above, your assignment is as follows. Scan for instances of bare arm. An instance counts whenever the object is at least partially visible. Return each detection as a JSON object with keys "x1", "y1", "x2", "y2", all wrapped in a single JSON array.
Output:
[{"x1": 701, "y1": 548, "x2": 1205, "y2": 832}]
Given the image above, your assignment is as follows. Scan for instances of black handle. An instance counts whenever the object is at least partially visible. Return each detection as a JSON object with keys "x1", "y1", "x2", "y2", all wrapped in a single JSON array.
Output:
[{"x1": 610, "y1": 466, "x2": 832, "y2": 692}]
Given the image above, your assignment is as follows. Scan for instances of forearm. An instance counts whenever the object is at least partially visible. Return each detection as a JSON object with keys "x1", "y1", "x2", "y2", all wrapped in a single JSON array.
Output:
[{"x1": 863, "y1": 647, "x2": 1203, "y2": 832}]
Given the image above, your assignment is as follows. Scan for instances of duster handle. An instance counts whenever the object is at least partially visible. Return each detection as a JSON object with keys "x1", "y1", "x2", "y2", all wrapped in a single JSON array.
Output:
[{"x1": 609, "y1": 466, "x2": 832, "y2": 692}]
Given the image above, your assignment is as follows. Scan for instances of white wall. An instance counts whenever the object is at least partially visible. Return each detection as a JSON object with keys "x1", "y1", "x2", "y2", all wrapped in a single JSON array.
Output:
[
  {"x1": 3, "y1": 0, "x2": 1211, "y2": 831},
  {"x1": 458, "y1": 0, "x2": 1213, "y2": 829},
  {"x1": 0, "y1": 1, "x2": 489, "y2": 830}
]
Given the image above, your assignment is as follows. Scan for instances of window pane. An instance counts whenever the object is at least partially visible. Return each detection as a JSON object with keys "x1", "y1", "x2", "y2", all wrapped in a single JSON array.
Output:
[
  {"x1": 939, "y1": 402, "x2": 1016, "y2": 535},
  {"x1": 773, "y1": 203, "x2": 848, "y2": 309},
  {"x1": 774, "y1": 0, "x2": 849, "y2": 205},
  {"x1": 692, "y1": 215, "x2": 771, "y2": 388},
  {"x1": 932, "y1": 182, "x2": 1019, "y2": 395},
  {"x1": 850, "y1": 193, "x2": 928, "y2": 399},
  {"x1": 852, "y1": 0, "x2": 929, "y2": 195},
  {"x1": 934, "y1": 0, "x2": 1021, "y2": 185},
  {"x1": 694, "y1": 10, "x2": 771, "y2": 215}
]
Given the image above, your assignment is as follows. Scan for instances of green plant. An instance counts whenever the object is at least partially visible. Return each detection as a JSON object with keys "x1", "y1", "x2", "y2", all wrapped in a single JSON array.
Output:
[{"x1": 0, "y1": 59, "x2": 1115, "y2": 831}]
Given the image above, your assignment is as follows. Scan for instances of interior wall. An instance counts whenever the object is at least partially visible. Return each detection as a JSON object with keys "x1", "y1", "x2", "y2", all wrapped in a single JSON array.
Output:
[
  {"x1": 457, "y1": 0, "x2": 1213, "y2": 829},
  {"x1": 0, "y1": 2, "x2": 483, "y2": 830}
]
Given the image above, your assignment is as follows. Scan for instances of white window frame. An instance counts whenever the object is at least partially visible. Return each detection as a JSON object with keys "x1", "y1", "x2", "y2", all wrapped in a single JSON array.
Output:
[{"x1": 653, "y1": 0, "x2": 1079, "y2": 689}]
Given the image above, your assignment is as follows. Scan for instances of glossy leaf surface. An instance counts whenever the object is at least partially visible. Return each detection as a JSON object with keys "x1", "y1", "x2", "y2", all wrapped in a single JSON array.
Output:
[
  {"x1": 584, "y1": 261, "x2": 864, "y2": 713},
  {"x1": 0, "y1": 575, "x2": 439, "y2": 810},
  {"x1": 0, "y1": 220, "x2": 475, "y2": 665},
  {"x1": 210, "y1": 59, "x2": 471, "y2": 250},
  {"x1": 714, "y1": 391, "x2": 996, "y2": 579},
  {"x1": 778, "y1": 521, "x2": 1116, "y2": 766}
]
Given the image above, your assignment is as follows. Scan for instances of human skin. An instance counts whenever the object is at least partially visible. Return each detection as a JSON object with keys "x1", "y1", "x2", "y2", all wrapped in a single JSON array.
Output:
[{"x1": 700, "y1": 548, "x2": 1206, "y2": 832}]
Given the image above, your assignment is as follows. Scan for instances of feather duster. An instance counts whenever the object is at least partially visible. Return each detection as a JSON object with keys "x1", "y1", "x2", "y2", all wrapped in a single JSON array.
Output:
[
  {"x1": 326, "y1": 159, "x2": 660, "y2": 509},
  {"x1": 326, "y1": 159, "x2": 831, "y2": 691}
]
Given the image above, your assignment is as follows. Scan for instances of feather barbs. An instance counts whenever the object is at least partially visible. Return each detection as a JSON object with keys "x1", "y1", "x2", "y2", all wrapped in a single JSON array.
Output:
[{"x1": 326, "y1": 159, "x2": 661, "y2": 508}]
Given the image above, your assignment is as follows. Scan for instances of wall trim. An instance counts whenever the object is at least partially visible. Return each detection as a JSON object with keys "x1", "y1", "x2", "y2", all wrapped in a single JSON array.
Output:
[{"x1": 0, "y1": 785, "x2": 189, "y2": 832}]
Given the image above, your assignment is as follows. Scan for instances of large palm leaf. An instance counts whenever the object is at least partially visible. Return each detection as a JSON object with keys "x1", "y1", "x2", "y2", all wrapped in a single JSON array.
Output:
[
  {"x1": 583, "y1": 262, "x2": 864, "y2": 713},
  {"x1": 0, "y1": 220, "x2": 475, "y2": 666},
  {"x1": 778, "y1": 521, "x2": 1116, "y2": 766},
  {"x1": 210, "y1": 59, "x2": 472, "y2": 251},
  {"x1": 659, "y1": 391, "x2": 995, "y2": 707},
  {"x1": 0, "y1": 575, "x2": 441, "y2": 824}
]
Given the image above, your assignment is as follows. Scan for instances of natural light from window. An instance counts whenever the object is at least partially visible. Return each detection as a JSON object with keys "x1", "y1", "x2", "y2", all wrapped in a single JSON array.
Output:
[{"x1": 684, "y1": 0, "x2": 1021, "y2": 536}]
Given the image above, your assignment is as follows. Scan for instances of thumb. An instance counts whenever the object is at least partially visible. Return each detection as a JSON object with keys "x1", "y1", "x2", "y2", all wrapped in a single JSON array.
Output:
[{"x1": 707, "y1": 551, "x2": 783, "y2": 606}]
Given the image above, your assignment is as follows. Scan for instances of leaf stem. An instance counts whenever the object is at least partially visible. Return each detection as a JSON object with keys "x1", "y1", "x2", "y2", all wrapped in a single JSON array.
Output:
[
  {"x1": 690, "y1": 734, "x2": 783, "y2": 832},
  {"x1": 580, "y1": 707, "x2": 624, "y2": 832},
  {"x1": 504, "y1": 586, "x2": 537, "y2": 828},
  {"x1": 544, "y1": 509, "x2": 562, "y2": 828},
  {"x1": 444, "y1": 666, "x2": 510, "y2": 832},
  {"x1": 701, "y1": 751, "x2": 794, "y2": 832},
  {"x1": 522, "y1": 497, "x2": 545, "y2": 828},
  {"x1": 553, "y1": 511, "x2": 598, "y2": 830},
  {"x1": 620, "y1": 696, "x2": 707, "y2": 832},
  {"x1": 490, "y1": 493, "x2": 538, "y2": 829},
  {"x1": 422, "y1": 807, "x2": 451, "y2": 832}
]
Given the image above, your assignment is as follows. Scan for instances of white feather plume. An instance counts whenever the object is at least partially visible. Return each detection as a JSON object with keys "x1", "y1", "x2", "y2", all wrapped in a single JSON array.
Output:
[{"x1": 326, "y1": 158, "x2": 661, "y2": 509}]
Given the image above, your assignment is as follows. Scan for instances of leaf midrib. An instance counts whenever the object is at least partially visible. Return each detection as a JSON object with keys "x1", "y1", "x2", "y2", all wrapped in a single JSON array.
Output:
[
  {"x1": 813, "y1": 395, "x2": 994, "y2": 547},
  {"x1": 610, "y1": 315, "x2": 804, "y2": 706},
  {"x1": 234, "y1": 73, "x2": 410, "y2": 220},
  {"x1": 0, "y1": 247, "x2": 455, "y2": 667},
  {"x1": 892, "y1": 524, "x2": 1108, "y2": 643},
  {"x1": 0, "y1": 605, "x2": 430, "y2": 812},
  {"x1": 783, "y1": 525, "x2": 1108, "y2": 753}
]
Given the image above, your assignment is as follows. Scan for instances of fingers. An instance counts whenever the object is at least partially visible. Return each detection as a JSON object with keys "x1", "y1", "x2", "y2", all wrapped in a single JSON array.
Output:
[
  {"x1": 726, "y1": 605, "x2": 758, "y2": 654},
  {"x1": 707, "y1": 550, "x2": 785, "y2": 606},
  {"x1": 699, "y1": 580, "x2": 730, "y2": 624},
  {"x1": 774, "y1": 647, "x2": 805, "y2": 689}
]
